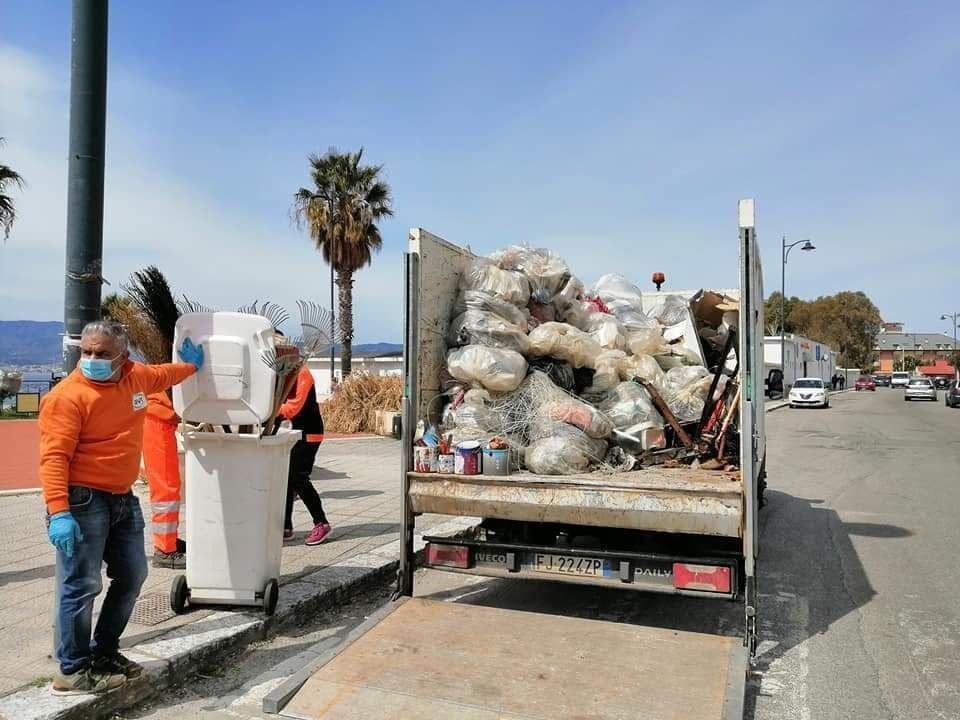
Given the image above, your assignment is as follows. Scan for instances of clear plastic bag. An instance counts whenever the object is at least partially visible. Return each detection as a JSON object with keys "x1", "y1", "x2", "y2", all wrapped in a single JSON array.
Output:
[
  {"x1": 447, "y1": 345, "x2": 528, "y2": 392},
  {"x1": 459, "y1": 258, "x2": 530, "y2": 306},
  {"x1": 553, "y1": 276, "x2": 584, "y2": 325},
  {"x1": 586, "y1": 350, "x2": 626, "y2": 394},
  {"x1": 490, "y1": 245, "x2": 570, "y2": 301},
  {"x1": 442, "y1": 389, "x2": 499, "y2": 432},
  {"x1": 524, "y1": 425, "x2": 608, "y2": 475},
  {"x1": 452, "y1": 290, "x2": 529, "y2": 327},
  {"x1": 542, "y1": 397, "x2": 614, "y2": 439},
  {"x1": 665, "y1": 365, "x2": 710, "y2": 393},
  {"x1": 591, "y1": 274, "x2": 644, "y2": 307},
  {"x1": 446, "y1": 310, "x2": 530, "y2": 354},
  {"x1": 617, "y1": 353, "x2": 667, "y2": 392},
  {"x1": 666, "y1": 374, "x2": 713, "y2": 422},
  {"x1": 626, "y1": 328, "x2": 670, "y2": 356},
  {"x1": 598, "y1": 381, "x2": 664, "y2": 429},
  {"x1": 644, "y1": 294, "x2": 690, "y2": 325},
  {"x1": 581, "y1": 312, "x2": 627, "y2": 351},
  {"x1": 527, "y1": 322, "x2": 602, "y2": 369}
]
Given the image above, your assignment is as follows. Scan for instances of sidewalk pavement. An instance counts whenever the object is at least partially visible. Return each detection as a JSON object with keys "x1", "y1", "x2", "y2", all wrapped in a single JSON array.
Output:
[{"x1": 0, "y1": 436, "x2": 449, "y2": 700}]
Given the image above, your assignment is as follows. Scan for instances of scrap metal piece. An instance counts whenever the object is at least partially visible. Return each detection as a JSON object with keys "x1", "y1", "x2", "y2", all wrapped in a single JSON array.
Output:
[{"x1": 634, "y1": 378, "x2": 694, "y2": 449}]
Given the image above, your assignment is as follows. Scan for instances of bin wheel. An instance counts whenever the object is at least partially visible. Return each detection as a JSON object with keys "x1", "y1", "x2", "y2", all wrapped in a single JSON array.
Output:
[
  {"x1": 170, "y1": 574, "x2": 189, "y2": 614},
  {"x1": 262, "y1": 579, "x2": 279, "y2": 616}
]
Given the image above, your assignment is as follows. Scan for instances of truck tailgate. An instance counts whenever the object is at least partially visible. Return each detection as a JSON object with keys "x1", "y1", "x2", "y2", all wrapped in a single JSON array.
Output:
[
  {"x1": 408, "y1": 466, "x2": 743, "y2": 538},
  {"x1": 278, "y1": 597, "x2": 746, "y2": 720}
]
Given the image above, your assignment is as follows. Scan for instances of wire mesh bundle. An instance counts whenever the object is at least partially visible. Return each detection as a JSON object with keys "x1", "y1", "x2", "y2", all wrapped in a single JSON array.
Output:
[{"x1": 323, "y1": 373, "x2": 403, "y2": 434}]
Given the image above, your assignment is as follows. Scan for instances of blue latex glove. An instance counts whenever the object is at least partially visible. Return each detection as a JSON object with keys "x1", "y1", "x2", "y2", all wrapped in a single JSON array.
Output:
[
  {"x1": 178, "y1": 337, "x2": 204, "y2": 370},
  {"x1": 48, "y1": 512, "x2": 83, "y2": 558}
]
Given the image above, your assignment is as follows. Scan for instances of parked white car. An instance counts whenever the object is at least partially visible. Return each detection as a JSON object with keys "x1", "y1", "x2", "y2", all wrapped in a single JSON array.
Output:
[{"x1": 789, "y1": 377, "x2": 830, "y2": 409}]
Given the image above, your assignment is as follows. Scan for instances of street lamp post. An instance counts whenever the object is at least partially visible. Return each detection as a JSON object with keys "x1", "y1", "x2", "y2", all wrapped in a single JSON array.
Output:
[
  {"x1": 942, "y1": 312, "x2": 959, "y2": 379},
  {"x1": 780, "y1": 236, "x2": 816, "y2": 388}
]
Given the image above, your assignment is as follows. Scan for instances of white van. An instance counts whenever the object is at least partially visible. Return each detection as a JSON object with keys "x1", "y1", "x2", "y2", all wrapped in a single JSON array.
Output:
[{"x1": 891, "y1": 371, "x2": 910, "y2": 389}]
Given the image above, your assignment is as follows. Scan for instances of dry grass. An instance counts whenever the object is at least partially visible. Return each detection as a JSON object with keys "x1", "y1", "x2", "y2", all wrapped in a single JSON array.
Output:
[{"x1": 323, "y1": 373, "x2": 402, "y2": 434}]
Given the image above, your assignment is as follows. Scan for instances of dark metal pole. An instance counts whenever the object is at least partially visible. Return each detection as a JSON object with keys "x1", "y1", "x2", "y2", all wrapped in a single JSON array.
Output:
[
  {"x1": 63, "y1": 0, "x2": 109, "y2": 372},
  {"x1": 329, "y1": 261, "x2": 335, "y2": 389},
  {"x1": 780, "y1": 236, "x2": 786, "y2": 389}
]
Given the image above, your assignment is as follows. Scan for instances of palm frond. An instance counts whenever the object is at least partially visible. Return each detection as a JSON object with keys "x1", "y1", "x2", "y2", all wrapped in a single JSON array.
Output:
[
  {"x1": 0, "y1": 137, "x2": 26, "y2": 242},
  {"x1": 121, "y1": 266, "x2": 180, "y2": 351}
]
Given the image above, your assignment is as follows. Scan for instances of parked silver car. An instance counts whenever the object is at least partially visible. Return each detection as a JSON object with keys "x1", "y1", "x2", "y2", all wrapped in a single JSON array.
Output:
[{"x1": 904, "y1": 377, "x2": 937, "y2": 401}]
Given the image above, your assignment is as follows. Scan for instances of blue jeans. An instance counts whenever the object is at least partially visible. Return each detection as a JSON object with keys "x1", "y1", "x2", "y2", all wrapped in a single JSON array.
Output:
[{"x1": 54, "y1": 486, "x2": 148, "y2": 675}]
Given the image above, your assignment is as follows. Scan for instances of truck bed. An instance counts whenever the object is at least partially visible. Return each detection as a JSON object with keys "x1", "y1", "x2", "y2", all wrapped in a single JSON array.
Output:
[
  {"x1": 279, "y1": 597, "x2": 746, "y2": 720},
  {"x1": 408, "y1": 466, "x2": 743, "y2": 538}
]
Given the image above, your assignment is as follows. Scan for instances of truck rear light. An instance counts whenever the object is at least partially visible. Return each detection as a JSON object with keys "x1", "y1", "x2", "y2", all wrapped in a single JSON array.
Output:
[
  {"x1": 426, "y1": 543, "x2": 471, "y2": 569},
  {"x1": 672, "y1": 563, "x2": 731, "y2": 593}
]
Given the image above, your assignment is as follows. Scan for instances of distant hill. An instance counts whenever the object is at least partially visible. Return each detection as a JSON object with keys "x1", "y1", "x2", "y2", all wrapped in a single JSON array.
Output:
[
  {"x1": 0, "y1": 320, "x2": 400, "y2": 366},
  {"x1": 0, "y1": 321, "x2": 62, "y2": 365},
  {"x1": 348, "y1": 343, "x2": 403, "y2": 357}
]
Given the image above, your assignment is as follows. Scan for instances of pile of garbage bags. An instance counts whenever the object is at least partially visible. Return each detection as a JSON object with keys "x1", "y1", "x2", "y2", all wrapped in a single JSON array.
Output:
[{"x1": 438, "y1": 244, "x2": 736, "y2": 475}]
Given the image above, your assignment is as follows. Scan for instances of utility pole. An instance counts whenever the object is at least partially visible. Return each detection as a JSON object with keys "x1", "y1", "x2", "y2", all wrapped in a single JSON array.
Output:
[
  {"x1": 780, "y1": 236, "x2": 816, "y2": 390},
  {"x1": 942, "y1": 312, "x2": 959, "y2": 379},
  {"x1": 62, "y1": 0, "x2": 109, "y2": 372}
]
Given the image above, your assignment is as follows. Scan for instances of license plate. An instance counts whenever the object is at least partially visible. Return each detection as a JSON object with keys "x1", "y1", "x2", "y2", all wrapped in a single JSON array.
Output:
[{"x1": 533, "y1": 553, "x2": 608, "y2": 578}]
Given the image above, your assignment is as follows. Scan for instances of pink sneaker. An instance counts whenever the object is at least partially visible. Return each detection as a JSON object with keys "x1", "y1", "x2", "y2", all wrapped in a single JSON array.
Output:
[{"x1": 305, "y1": 523, "x2": 332, "y2": 546}]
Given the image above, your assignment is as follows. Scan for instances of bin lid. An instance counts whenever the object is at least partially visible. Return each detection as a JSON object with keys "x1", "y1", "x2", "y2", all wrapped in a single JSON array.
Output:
[{"x1": 173, "y1": 312, "x2": 277, "y2": 425}]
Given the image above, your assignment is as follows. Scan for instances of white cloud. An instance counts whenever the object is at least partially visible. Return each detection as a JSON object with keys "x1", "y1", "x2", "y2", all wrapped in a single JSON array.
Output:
[{"x1": 0, "y1": 44, "x2": 402, "y2": 343}]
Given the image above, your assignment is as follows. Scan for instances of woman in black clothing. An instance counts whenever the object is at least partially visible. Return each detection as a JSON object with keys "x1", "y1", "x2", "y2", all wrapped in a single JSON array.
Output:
[{"x1": 278, "y1": 364, "x2": 331, "y2": 545}]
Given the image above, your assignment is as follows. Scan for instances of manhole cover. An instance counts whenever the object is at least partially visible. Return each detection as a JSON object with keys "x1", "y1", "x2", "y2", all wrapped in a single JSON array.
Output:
[{"x1": 130, "y1": 592, "x2": 176, "y2": 626}]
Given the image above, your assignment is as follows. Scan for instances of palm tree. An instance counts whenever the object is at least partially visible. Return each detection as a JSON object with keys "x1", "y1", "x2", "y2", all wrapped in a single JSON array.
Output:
[
  {"x1": 292, "y1": 148, "x2": 393, "y2": 375},
  {"x1": 0, "y1": 138, "x2": 25, "y2": 243}
]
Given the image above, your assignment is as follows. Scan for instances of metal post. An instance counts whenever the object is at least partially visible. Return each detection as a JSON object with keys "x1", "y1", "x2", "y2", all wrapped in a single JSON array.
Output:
[
  {"x1": 780, "y1": 236, "x2": 786, "y2": 390},
  {"x1": 329, "y1": 261, "x2": 335, "y2": 389},
  {"x1": 63, "y1": 0, "x2": 109, "y2": 372}
]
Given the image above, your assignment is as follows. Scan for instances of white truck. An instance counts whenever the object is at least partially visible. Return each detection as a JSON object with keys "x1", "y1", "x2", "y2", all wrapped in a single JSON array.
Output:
[{"x1": 265, "y1": 200, "x2": 766, "y2": 719}]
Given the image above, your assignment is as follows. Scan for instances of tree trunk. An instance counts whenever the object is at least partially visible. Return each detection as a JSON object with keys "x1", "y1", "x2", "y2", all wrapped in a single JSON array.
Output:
[{"x1": 336, "y1": 268, "x2": 355, "y2": 376}]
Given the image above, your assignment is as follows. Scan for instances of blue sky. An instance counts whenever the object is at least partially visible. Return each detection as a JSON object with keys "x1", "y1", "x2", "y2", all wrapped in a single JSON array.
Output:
[{"x1": 1, "y1": 1, "x2": 958, "y2": 342}]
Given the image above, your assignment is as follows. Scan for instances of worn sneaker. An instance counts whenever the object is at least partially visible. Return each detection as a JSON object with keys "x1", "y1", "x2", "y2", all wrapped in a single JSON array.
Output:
[
  {"x1": 152, "y1": 550, "x2": 186, "y2": 569},
  {"x1": 304, "y1": 523, "x2": 332, "y2": 546},
  {"x1": 51, "y1": 667, "x2": 126, "y2": 695},
  {"x1": 283, "y1": 528, "x2": 295, "y2": 541},
  {"x1": 92, "y1": 652, "x2": 144, "y2": 679}
]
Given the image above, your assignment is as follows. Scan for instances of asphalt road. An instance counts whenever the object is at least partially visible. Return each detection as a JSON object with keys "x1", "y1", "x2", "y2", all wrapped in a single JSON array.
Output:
[{"x1": 126, "y1": 388, "x2": 960, "y2": 719}]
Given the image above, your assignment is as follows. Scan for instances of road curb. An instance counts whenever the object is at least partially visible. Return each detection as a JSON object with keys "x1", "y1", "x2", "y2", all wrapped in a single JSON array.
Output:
[
  {"x1": 0, "y1": 517, "x2": 478, "y2": 720},
  {"x1": 0, "y1": 488, "x2": 42, "y2": 497}
]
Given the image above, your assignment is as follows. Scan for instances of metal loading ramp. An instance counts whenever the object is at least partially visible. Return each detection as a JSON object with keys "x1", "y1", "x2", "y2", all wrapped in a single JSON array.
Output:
[{"x1": 279, "y1": 597, "x2": 746, "y2": 720}]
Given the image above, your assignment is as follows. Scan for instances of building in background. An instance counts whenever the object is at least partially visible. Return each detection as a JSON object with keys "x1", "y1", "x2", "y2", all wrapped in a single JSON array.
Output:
[
  {"x1": 306, "y1": 350, "x2": 403, "y2": 399},
  {"x1": 764, "y1": 334, "x2": 837, "y2": 391},
  {"x1": 873, "y1": 332, "x2": 955, "y2": 373},
  {"x1": 880, "y1": 321, "x2": 905, "y2": 333}
]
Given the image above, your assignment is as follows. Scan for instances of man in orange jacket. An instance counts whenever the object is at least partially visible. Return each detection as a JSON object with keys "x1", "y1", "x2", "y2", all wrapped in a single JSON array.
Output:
[
  {"x1": 142, "y1": 391, "x2": 186, "y2": 569},
  {"x1": 39, "y1": 321, "x2": 202, "y2": 695}
]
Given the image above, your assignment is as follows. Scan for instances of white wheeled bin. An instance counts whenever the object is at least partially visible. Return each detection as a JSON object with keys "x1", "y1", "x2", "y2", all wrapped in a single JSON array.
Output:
[{"x1": 170, "y1": 312, "x2": 300, "y2": 615}]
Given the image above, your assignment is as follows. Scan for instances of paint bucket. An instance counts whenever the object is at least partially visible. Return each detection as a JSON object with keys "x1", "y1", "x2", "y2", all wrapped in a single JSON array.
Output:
[
  {"x1": 481, "y1": 447, "x2": 510, "y2": 476},
  {"x1": 437, "y1": 454, "x2": 455, "y2": 474},
  {"x1": 454, "y1": 441, "x2": 482, "y2": 475},
  {"x1": 413, "y1": 446, "x2": 437, "y2": 473}
]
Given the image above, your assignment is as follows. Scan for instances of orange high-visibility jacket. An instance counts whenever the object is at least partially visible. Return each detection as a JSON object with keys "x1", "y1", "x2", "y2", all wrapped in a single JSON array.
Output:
[{"x1": 39, "y1": 361, "x2": 196, "y2": 515}]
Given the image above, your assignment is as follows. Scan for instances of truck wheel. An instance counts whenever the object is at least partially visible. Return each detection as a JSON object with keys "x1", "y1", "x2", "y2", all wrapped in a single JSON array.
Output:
[{"x1": 170, "y1": 575, "x2": 189, "y2": 614}]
